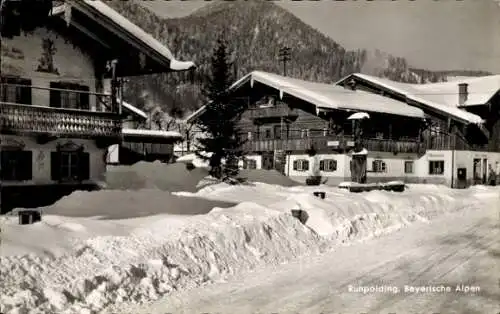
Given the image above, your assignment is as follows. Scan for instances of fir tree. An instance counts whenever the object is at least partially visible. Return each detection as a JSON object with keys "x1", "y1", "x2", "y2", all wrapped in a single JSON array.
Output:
[{"x1": 195, "y1": 35, "x2": 246, "y2": 181}]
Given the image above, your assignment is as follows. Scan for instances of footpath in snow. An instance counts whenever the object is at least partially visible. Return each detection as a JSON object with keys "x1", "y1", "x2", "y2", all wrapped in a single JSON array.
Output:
[{"x1": 0, "y1": 179, "x2": 498, "y2": 314}]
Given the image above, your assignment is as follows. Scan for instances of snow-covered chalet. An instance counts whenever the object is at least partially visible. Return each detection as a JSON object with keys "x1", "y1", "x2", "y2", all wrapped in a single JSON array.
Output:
[
  {"x1": 0, "y1": 0, "x2": 194, "y2": 212},
  {"x1": 186, "y1": 71, "x2": 500, "y2": 188}
]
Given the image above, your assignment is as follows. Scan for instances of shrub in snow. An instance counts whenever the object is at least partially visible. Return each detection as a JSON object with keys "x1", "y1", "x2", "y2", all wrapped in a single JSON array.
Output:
[
  {"x1": 306, "y1": 176, "x2": 322, "y2": 186},
  {"x1": 185, "y1": 162, "x2": 195, "y2": 171}
]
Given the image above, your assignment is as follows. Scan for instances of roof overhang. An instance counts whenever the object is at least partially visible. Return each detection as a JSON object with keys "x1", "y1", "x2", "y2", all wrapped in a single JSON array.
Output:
[
  {"x1": 335, "y1": 73, "x2": 484, "y2": 126},
  {"x1": 120, "y1": 99, "x2": 148, "y2": 120},
  {"x1": 122, "y1": 128, "x2": 183, "y2": 144},
  {"x1": 187, "y1": 71, "x2": 426, "y2": 124},
  {"x1": 50, "y1": 2, "x2": 195, "y2": 77}
]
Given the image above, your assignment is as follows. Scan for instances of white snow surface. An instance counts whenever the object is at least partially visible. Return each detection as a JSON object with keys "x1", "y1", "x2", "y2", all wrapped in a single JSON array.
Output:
[
  {"x1": 122, "y1": 128, "x2": 183, "y2": 139},
  {"x1": 120, "y1": 100, "x2": 147, "y2": 120},
  {"x1": 0, "y1": 183, "x2": 498, "y2": 313},
  {"x1": 175, "y1": 152, "x2": 211, "y2": 168},
  {"x1": 347, "y1": 111, "x2": 370, "y2": 120}
]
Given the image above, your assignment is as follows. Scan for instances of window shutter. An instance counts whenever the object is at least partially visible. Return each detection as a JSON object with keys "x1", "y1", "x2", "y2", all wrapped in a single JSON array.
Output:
[
  {"x1": 79, "y1": 86, "x2": 90, "y2": 110},
  {"x1": 319, "y1": 160, "x2": 325, "y2": 171},
  {"x1": 21, "y1": 151, "x2": 33, "y2": 180},
  {"x1": 51, "y1": 152, "x2": 61, "y2": 180},
  {"x1": 293, "y1": 160, "x2": 298, "y2": 170},
  {"x1": 79, "y1": 152, "x2": 90, "y2": 180},
  {"x1": 303, "y1": 160, "x2": 309, "y2": 170},
  {"x1": 242, "y1": 159, "x2": 248, "y2": 169},
  {"x1": 19, "y1": 79, "x2": 32, "y2": 105},
  {"x1": 331, "y1": 160, "x2": 337, "y2": 171},
  {"x1": 0, "y1": 151, "x2": 6, "y2": 180},
  {"x1": 50, "y1": 83, "x2": 61, "y2": 108}
]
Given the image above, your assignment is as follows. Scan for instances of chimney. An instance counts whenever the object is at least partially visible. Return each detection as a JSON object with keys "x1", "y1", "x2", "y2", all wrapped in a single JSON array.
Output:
[
  {"x1": 458, "y1": 83, "x2": 468, "y2": 106},
  {"x1": 347, "y1": 79, "x2": 357, "y2": 91}
]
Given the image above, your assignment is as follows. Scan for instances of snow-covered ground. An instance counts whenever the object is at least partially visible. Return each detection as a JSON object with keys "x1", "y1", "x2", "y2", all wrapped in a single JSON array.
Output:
[
  {"x1": 0, "y1": 180, "x2": 498, "y2": 314},
  {"x1": 125, "y1": 200, "x2": 499, "y2": 314}
]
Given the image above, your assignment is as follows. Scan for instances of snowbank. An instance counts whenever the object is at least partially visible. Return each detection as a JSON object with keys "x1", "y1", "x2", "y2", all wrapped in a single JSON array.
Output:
[
  {"x1": 238, "y1": 169, "x2": 302, "y2": 187},
  {"x1": 40, "y1": 189, "x2": 236, "y2": 219},
  {"x1": 0, "y1": 204, "x2": 322, "y2": 313},
  {"x1": 0, "y1": 183, "x2": 498, "y2": 313},
  {"x1": 105, "y1": 161, "x2": 210, "y2": 192}
]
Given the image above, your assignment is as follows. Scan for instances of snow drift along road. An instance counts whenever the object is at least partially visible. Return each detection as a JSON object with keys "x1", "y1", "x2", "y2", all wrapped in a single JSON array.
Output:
[{"x1": 1, "y1": 183, "x2": 498, "y2": 314}]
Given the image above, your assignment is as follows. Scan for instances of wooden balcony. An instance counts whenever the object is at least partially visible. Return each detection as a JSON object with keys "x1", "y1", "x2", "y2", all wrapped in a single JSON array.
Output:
[
  {"x1": 0, "y1": 84, "x2": 121, "y2": 140},
  {"x1": 247, "y1": 104, "x2": 299, "y2": 120},
  {"x1": 242, "y1": 134, "x2": 423, "y2": 154}
]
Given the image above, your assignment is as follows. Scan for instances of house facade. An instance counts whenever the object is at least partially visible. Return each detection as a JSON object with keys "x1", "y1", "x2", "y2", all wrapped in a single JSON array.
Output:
[
  {"x1": 107, "y1": 100, "x2": 183, "y2": 165},
  {"x1": 0, "y1": 0, "x2": 194, "y2": 212},
  {"x1": 186, "y1": 71, "x2": 500, "y2": 188},
  {"x1": 336, "y1": 73, "x2": 500, "y2": 188}
]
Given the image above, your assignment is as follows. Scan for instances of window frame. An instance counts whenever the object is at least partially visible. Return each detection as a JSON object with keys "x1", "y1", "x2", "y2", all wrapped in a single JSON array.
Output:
[
  {"x1": 0, "y1": 149, "x2": 33, "y2": 181},
  {"x1": 0, "y1": 76, "x2": 32, "y2": 105},
  {"x1": 293, "y1": 159, "x2": 310, "y2": 172},
  {"x1": 319, "y1": 159, "x2": 337, "y2": 172},
  {"x1": 428, "y1": 160, "x2": 445, "y2": 175},
  {"x1": 404, "y1": 160, "x2": 414, "y2": 174},
  {"x1": 372, "y1": 159, "x2": 387, "y2": 173},
  {"x1": 49, "y1": 81, "x2": 90, "y2": 110},
  {"x1": 51, "y1": 148, "x2": 90, "y2": 182},
  {"x1": 243, "y1": 159, "x2": 257, "y2": 170}
]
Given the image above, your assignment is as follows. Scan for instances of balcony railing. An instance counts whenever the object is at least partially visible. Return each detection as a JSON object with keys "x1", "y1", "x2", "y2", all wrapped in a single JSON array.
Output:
[
  {"x1": 247, "y1": 104, "x2": 299, "y2": 119},
  {"x1": 0, "y1": 84, "x2": 121, "y2": 138},
  {"x1": 242, "y1": 134, "x2": 423, "y2": 154}
]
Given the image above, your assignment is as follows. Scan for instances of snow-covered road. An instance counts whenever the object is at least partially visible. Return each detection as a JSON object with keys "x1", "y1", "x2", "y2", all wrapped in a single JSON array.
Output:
[{"x1": 119, "y1": 203, "x2": 499, "y2": 314}]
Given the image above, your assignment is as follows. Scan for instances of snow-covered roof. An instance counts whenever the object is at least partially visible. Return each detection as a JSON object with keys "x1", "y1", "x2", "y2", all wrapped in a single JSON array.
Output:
[
  {"x1": 51, "y1": 2, "x2": 195, "y2": 72},
  {"x1": 120, "y1": 100, "x2": 148, "y2": 120},
  {"x1": 186, "y1": 71, "x2": 426, "y2": 123},
  {"x1": 337, "y1": 73, "x2": 497, "y2": 125},
  {"x1": 122, "y1": 128, "x2": 183, "y2": 140}
]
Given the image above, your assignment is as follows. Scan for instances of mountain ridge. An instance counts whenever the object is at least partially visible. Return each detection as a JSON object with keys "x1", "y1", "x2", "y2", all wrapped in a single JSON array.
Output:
[{"x1": 105, "y1": 0, "x2": 491, "y2": 120}]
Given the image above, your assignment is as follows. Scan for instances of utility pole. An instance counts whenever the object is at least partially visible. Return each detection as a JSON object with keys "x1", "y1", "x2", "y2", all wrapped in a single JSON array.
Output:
[{"x1": 278, "y1": 46, "x2": 291, "y2": 77}]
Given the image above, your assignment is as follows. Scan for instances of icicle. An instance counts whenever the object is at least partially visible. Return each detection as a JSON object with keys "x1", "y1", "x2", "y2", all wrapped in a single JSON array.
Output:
[
  {"x1": 279, "y1": 89, "x2": 283, "y2": 99},
  {"x1": 64, "y1": 5, "x2": 72, "y2": 27},
  {"x1": 250, "y1": 77, "x2": 254, "y2": 88}
]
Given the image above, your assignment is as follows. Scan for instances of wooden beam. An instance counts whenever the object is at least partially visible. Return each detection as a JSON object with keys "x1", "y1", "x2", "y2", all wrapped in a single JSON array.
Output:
[{"x1": 64, "y1": 17, "x2": 111, "y2": 49}]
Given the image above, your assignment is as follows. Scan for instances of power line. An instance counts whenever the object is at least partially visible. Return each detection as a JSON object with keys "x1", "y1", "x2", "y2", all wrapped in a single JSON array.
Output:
[{"x1": 278, "y1": 46, "x2": 291, "y2": 77}]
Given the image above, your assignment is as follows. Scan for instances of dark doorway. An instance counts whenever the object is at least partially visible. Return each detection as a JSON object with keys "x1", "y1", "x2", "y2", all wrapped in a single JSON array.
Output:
[
  {"x1": 262, "y1": 152, "x2": 274, "y2": 170},
  {"x1": 456, "y1": 167, "x2": 467, "y2": 189}
]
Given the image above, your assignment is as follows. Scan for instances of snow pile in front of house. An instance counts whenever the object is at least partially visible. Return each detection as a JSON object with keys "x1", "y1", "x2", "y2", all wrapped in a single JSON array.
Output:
[{"x1": 0, "y1": 183, "x2": 498, "y2": 313}]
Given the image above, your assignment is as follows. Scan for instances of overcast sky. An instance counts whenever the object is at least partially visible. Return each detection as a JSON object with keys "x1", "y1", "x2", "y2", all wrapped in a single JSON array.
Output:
[{"x1": 141, "y1": 0, "x2": 500, "y2": 74}]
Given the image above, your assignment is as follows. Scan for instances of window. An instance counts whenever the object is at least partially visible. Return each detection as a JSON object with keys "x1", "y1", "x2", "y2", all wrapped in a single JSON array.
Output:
[
  {"x1": 301, "y1": 129, "x2": 309, "y2": 138},
  {"x1": 372, "y1": 159, "x2": 387, "y2": 173},
  {"x1": 293, "y1": 159, "x2": 309, "y2": 171},
  {"x1": 404, "y1": 161, "x2": 414, "y2": 174},
  {"x1": 429, "y1": 160, "x2": 444, "y2": 175},
  {"x1": 0, "y1": 150, "x2": 33, "y2": 181},
  {"x1": 319, "y1": 159, "x2": 337, "y2": 172},
  {"x1": 274, "y1": 125, "x2": 282, "y2": 139},
  {"x1": 51, "y1": 150, "x2": 90, "y2": 181},
  {"x1": 0, "y1": 77, "x2": 32, "y2": 105},
  {"x1": 243, "y1": 159, "x2": 257, "y2": 170},
  {"x1": 264, "y1": 129, "x2": 272, "y2": 139},
  {"x1": 323, "y1": 128, "x2": 328, "y2": 136},
  {"x1": 50, "y1": 82, "x2": 90, "y2": 110}
]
